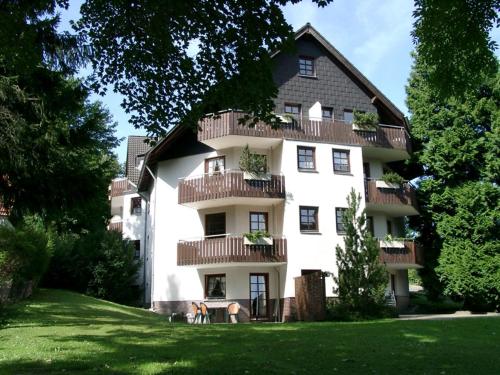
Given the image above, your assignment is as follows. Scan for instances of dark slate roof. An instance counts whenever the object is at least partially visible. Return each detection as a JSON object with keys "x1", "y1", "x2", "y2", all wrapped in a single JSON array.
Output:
[{"x1": 126, "y1": 136, "x2": 152, "y2": 185}]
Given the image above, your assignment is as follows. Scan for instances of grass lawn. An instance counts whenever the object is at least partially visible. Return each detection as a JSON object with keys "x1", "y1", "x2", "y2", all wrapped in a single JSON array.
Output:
[{"x1": 1, "y1": 290, "x2": 499, "y2": 374}]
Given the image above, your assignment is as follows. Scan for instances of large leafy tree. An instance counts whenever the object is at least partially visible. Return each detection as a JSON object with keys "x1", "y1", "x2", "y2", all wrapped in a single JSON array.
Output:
[
  {"x1": 412, "y1": 0, "x2": 500, "y2": 98},
  {"x1": 334, "y1": 190, "x2": 388, "y2": 317},
  {"x1": 406, "y1": 53, "x2": 500, "y2": 309},
  {"x1": 75, "y1": 0, "x2": 332, "y2": 136}
]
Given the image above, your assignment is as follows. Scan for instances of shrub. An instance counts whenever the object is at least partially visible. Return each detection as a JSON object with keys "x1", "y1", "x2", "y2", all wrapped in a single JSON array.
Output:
[
  {"x1": 0, "y1": 215, "x2": 53, "y2": 302},
  {"x1": 239, "y1": 145, "x2": 268, "y2": 174},
  {"x1": 353, "y1": 110, "x2": 379, "y2": 128},
  {"x1": 381, "y1": 172, "x2": 405, "y2": 185}
]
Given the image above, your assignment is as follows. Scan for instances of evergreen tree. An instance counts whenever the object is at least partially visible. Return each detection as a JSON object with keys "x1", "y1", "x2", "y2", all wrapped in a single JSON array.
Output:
[
  {"x1": 334, "y1": 190, "x2": 387, "y2": 317},
  {"x1": 406, "y1": 54, "x2": 500, "y2": 310}
]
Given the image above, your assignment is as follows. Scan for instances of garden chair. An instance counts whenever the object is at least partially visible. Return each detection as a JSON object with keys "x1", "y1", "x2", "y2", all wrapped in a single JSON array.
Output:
[
  {"x1": 191, "y1": 302, "x2": 202, "y2": 324},
  {"x1": 200, "y1": 302, "x2": 211, "y2": 324},
  {"x1": 227, "y1": 302, "x2": 240, "y2": 323}
]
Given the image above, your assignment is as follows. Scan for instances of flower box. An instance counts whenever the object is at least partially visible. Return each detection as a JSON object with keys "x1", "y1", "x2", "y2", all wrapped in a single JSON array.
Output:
[{"x1": 243, "y1": 236, "x2": 273, "y2": 246}]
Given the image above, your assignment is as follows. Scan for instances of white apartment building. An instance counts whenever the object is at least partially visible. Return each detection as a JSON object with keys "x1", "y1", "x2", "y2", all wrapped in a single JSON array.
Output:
[{"x1": 134, "y1": 24, "x2": 423, "y2": 321}]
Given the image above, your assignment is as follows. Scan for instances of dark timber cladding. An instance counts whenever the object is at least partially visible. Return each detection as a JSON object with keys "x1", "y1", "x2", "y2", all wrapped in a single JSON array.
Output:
[
  {"x1": 365, "y1": 180, "x2": 418, "y2": 209},
  {"x1": 380, "y1": 241, "x2": 424, "y2": 267},
  {"x1": 177, "y1": 237, "x2": 287, "y2": 266}
]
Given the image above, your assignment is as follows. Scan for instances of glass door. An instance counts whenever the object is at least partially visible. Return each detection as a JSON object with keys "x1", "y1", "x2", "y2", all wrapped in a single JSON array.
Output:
[{"x1": 249, "y1": 273, "x2": 269, "y2": 320}]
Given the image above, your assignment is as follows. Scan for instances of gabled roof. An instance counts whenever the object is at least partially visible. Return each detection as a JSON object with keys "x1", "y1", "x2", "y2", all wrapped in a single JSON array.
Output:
[
  {"x1": 126, "y1": 136, "x2": 152, "y2": 185},
  {"x1": 137, "y1": 23, "x2": 406, "y2": 192},
  {"x1": 281, "y1": 23, "x2": 405, "y2": 124}
]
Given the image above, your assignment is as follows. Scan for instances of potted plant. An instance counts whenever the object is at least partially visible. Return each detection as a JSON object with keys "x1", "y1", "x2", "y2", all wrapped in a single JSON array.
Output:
[
  {"x1": 352, "y1": 110, "x2": 379, "y2": 131},
  {"x1": 243, "y1": 230, "x2": 273, "y2": 245},
  {"x1": 379, "y1": 234, "x2": 405, "y2": 248},
  {"x1": 376, "y1": 171, "x2": 405, "y2": 189},
  {"x1": 239, "y1": 145, "x2": 271, "y2": 180}
]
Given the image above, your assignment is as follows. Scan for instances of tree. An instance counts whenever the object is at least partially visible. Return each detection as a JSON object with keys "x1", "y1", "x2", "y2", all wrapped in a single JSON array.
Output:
[
  {"x1": 334, "y1": 189, "x2": 388, "y2": 317},
  {"x1": 75, "y1": 0, "x2": 332, "y2": 136},
  {"x1": 406, "y1": 53, "x2": 499, "y2": 310},
  {"x1": 412, "y1": 0, "x2": 500, "y2": 98},
  {"x1": 0, "y1": 1, "x2": 120, "y2": 232}
]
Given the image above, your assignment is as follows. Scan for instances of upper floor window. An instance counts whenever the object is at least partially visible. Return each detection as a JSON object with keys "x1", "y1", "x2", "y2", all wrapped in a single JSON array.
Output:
[
  {"x1": 300, "y1": 206, "x2": 319, "y2": 232},
  {"x1": 205, "y1": 213, "x2": 226, "y2": 237},
  {"x1": 322, "y1": 107, "x2": 333, "y2": 119},
  {"x1": 297, "y1": 146, "x2": 316, "y2": 170},
  {"x1": 284, "y1": 103, "x2": 301, "y2": 115},
  {"x1": 250, "y1": 212, "x2": 268, "y2": 233},
  {"x1": 131, "y1": 197, "x2": 142, "y2": 215},
  {"x1": 343, "y1": 109, "x2": 354, "y2": 124},
  {"x1": 299, "y1": 57, "x2": 315, "y2": 76},
  {"x1": 332, "y1": 149, "x2": 350, "y2": 173},
  {"x1": 336, "y1": 208, "x2": 347, "y2": 233},
  {"x1": 205, "y1": 156, "x2": 225, "y2": 174}
]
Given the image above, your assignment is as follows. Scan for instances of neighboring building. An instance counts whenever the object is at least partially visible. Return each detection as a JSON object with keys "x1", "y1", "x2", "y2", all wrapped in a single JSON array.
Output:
[
  {"x1": 109, "y1": 136, "x2": 152, "y2": 292},
  {"x1": 136, "y1": 24, "x2": 423, "y2": 320}
]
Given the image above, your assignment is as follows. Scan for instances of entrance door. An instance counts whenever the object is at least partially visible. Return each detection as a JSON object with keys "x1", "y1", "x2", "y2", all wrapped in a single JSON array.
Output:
[{"x1": 249, "y1": 273, "x2": 269, "y2": 320}]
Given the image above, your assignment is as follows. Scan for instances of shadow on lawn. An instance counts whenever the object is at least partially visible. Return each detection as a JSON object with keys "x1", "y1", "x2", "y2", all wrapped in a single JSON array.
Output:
[{"x1": 2, "y1": 290, "x2": 499, "y2": 374}]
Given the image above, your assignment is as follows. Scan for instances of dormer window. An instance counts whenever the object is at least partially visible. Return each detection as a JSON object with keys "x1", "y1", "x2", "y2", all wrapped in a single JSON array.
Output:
[{"x1": 299, "y1": 57, "x2": 314, "y2": 76}]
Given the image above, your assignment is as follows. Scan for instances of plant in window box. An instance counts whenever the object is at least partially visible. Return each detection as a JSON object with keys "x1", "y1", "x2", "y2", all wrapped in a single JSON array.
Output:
[
  {"x1": 243, "y1": 230, "x2": 273, "y2": 245},
  {"x1": 379, "y1": 234, "x2": 406, "y2": 249},
  {"x1": 376, "y1": 172, "x2": 405, "y2": 189},
  {"x1": 352, "y1": 110, "x2": 379, "y2": 132},
  {"x1": 239, "y1": 145, "x2": 271, "y2": 181}
]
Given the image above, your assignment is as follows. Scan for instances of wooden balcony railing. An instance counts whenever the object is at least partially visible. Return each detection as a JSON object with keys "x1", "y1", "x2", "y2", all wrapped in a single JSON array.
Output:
[
  {"x1": 108, "y1": 221, "x2": 123, "y2": 232},
  {"x1": 365, "y1": 179, "x2": 418, "y2": 209},
  {"x1": 110, "y1": 179, "x2": 135, "y2": 197},
  {"x1": 177, "y1": 236, "x2": 287, "y2": 266},
  {"x1": 379, "y1": 240, "x2": 424, "y2": 267},
  {"x1": 198, "y1": 110, "x2": 411, "y2": 153},
  {"x1": 178, "y1": 170, "x2": 285, "y2": 205}
]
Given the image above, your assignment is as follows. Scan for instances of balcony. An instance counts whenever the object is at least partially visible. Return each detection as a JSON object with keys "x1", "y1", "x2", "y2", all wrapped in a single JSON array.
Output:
[
  {"x1": 198, "y1": 110, "x2": 411, "y2": 162},
  {"x1": 108, "y1": 221, "x2": 123, "y2": 232},
  {"x1": 365, "y1": 179, "x2": 418, "y2": 216},
  {"x1": 178, "y1": 170, "x2": 285, "y2": 209},
  {"x1": 379, "y1": 240, "x2": 424, "y2": 269},
  {"x1": 177, "y1": 235, "x2": 287, "y2": 267}
]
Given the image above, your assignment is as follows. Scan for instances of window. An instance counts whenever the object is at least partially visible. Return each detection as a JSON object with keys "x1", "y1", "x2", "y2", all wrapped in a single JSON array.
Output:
[
  {"x1": 297, "y1": 146, "x2": 316, "y2": 170},
  {"x1": 363, "y1": 162, "x2": 371, "y2": 178},
  {"x1": 299, "y1": 57, "x2": 314, "y2": 76},
  {"x1": 387, "y1": 220, "x2": 393, "y2": 235},
  {"x1": 343, "y1": 109, "x2": 354, "y2": 124},
  {"x1": 205, "y1": 274, "x2": 226, "y2": 299},
  {"x1": 322, "y1": 107, "x2": 333, "y2": 119},
  {"x1": 130, "y1": 197, "x2": 141, "y2": 215},
  {"x1": 367, "y1": 216, "x2": 374, "y2": 236},
  {"x1": 336, "y1": 208, "x2": 347, "y2": 233},
  {"x1": 205, "y1": 156, "x2": 225, "y2": 174},
  {"x1": 300, "y1": 206, "x2": 319, "y2": 232},
  {"x1": 205, "y1": 213, "x2": 226, "y2": 237},
  {"x1": 249, "y1": 212, "x2": 268, "y2": 233},
  {"x1": 284, "y1": 103, "x2": 301, "y2": 115},
  {"x1": 133, "y1": 240, "x2": 140, "y2": 259},
  {"x1": 332, "y1": 149, "x2": 350, "y2": 173}
]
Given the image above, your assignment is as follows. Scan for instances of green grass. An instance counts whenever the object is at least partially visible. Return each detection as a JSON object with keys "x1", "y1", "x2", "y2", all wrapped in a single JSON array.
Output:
[{"x1": 1, "y1": 290, "x2": 499, "y2": 374}]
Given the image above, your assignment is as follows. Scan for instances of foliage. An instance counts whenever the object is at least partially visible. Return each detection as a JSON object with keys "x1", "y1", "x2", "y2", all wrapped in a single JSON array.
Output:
[
  {"x1": 406, "y1": 52, "x2": 499, "y2": 309},
  {"x1": 334, "y1": 189, "x2": 388, "y2": 318},
  {"x1": 0, "y1": 216, "x2": 53, "y2": 290},
  {"x1": 43, "y1": 230, "x2": 142, "y2": 305},
  {"x1": 0, "y1": 2, "x2": 121, "y2": 231},
  {"x1": 412, "y1": 0, "x2": 499, "y2": 98},
  {"x1": 4, "y1": 289, "x2": 500, "y2": 374},
  {"x1": 243, "y1": 230, "x2": 271, "y2": 243},
  {"x1": 408, "y1": 269, "x2": 422, "y2": 286},
  {"x1": 409, "y1": 292, "x2": 463, "y2": 314},
  {"x1": 353, "y1": 110, "x2": 379, "y2": 128},
  {"x1": 75, "y1": 0, "x2": 332, "y2": 136},
  {"x1": 381, "y1": 172, "x2": 404, "y2": 185},
  {"x1": 239, "y1": 145, "x2": 268, "y2": 174}
]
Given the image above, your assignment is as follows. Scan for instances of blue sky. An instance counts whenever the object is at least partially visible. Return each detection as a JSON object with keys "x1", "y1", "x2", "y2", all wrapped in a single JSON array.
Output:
[{"x1": 59, "y1": 1, "x2": 499, "y2": 164}]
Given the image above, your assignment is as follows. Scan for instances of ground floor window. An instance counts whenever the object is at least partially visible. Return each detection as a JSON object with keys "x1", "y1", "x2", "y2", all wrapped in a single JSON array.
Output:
[
  {"x1": 205, "y1": 274, "x2": 226, "y2": 299},
  {"x1": 249, "y1": 273, "x2": 269, "y2": 319}
]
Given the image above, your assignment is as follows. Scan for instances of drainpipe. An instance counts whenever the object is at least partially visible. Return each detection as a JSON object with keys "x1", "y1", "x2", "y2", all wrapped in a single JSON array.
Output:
[{"x1": 275, "y1": 266, "x2": 281, "y2": 322}]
